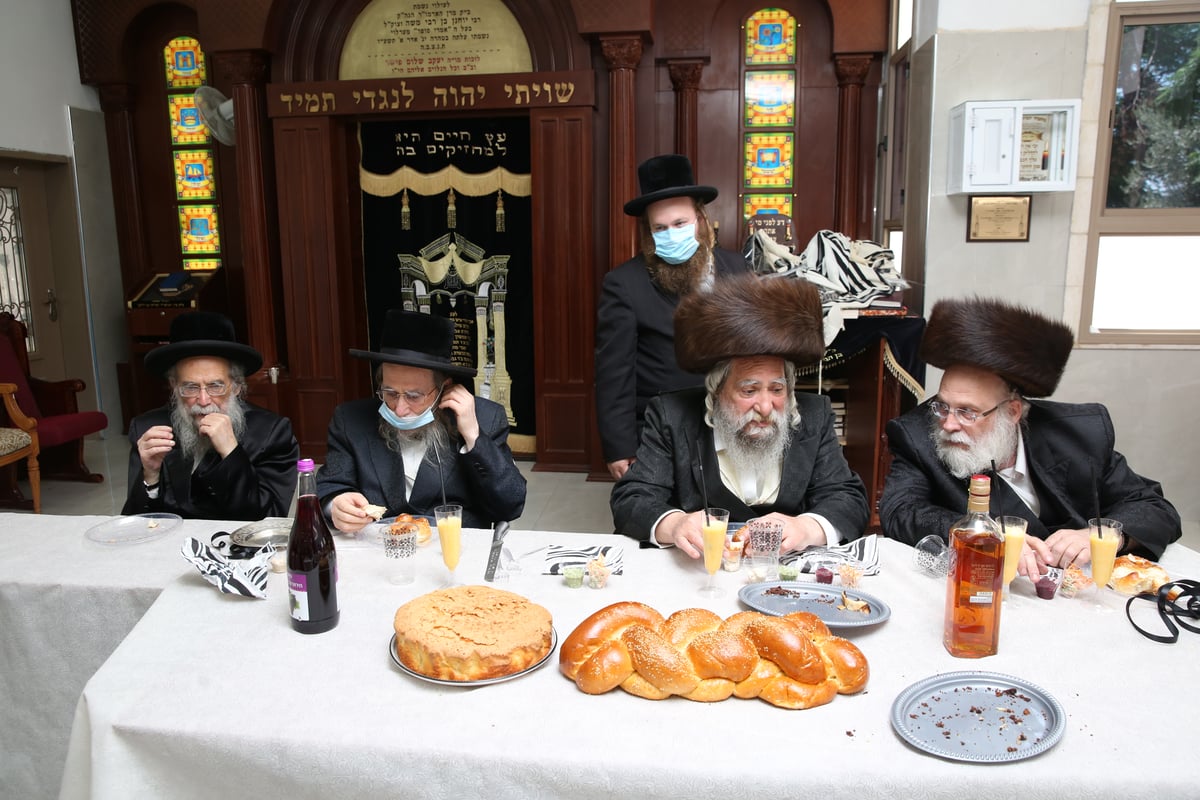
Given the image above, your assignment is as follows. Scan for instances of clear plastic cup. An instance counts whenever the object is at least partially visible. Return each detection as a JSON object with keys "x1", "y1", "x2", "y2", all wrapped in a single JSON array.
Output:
[{"x1": 913, "y1": 534, "x2": 950, "y2": 577}]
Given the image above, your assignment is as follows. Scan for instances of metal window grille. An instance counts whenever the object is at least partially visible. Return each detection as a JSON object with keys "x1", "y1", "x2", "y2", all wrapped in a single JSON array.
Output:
[{"x1": 0, "y1": 186, "x2": 35, "y2": 352}]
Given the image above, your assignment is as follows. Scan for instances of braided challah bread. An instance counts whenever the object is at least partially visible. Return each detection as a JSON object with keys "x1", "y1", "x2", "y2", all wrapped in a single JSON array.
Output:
[{"x1": 559, "y1": 602, "x2": 869, "y2": 709}]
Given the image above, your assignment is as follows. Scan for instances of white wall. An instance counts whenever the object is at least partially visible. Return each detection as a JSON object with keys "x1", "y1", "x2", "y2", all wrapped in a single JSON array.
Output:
[
  {"x1": 912, "y1": 0, "x2": 1200, "y2": 523},
  {"x1": 0, "y1": 0, "x2": 99, "y2": 155}
]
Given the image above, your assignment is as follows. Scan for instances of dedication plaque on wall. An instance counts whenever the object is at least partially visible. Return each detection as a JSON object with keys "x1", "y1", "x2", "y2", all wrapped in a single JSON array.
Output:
[
  {"x1": 339, "y1": 0, "x2": 533, "y2": 79},
  {"x1": 967, "y1": 195, "x2": 1031, "y2": 242}
]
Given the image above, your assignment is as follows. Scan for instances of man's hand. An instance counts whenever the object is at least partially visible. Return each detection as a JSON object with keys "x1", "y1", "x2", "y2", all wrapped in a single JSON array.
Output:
[
  {"x1": 607, "y1": 458, "x2": 635, "y2": 480},
  {"x1": 330, "y1": 492, "x2": 374, "y2": 533},
  {"x1": 195, "y1": 412, "x2": 239, "y2": 458},
  {"x1": 1041, "y1": 527, "x2": 1092, "y2": 569},
  {"x1": 769, "y1": 513, "x2": 826, "y2": 552},
  {"x1": 439, "y1": 384, "x2": 480, "y2": 450},
  {"x1": 1015, "y1": 537, "x2": 1051, "y2": 579},
  {"x1": 135, "y1": 425, "x2": 175, "y2": 484},
  {"x1": 654, "y1": 510, "x2": 707, "y2": 558}
]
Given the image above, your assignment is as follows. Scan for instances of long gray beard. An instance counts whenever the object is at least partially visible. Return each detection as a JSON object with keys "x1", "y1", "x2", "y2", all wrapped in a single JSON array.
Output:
[
  {"x1": 378, "y1": 416, "x2": 451, "y2": 463},
  {"x1": 170, "y1": 397, "x2": 248, "y2": 465},
  {"x1": 930, "y1": 415, "x2": 1021, "y2": 480},
  {"x1": 646, "y1": 242, "x2": 714, "y2": 295},
  {"x1": 711, "y1": 404, "x2": 792, "y2": 482}
]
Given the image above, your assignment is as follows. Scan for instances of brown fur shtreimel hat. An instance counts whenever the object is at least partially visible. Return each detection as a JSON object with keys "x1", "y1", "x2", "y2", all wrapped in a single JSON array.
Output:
[
  {"x1": 674, "y1": 275, "x2": 825, "y2": 373},
  {"x1": 920, "y1": 296, "x2": 1074, "y2": 397}
]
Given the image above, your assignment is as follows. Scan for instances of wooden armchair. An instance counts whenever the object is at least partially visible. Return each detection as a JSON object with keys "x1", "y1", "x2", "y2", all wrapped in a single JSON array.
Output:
[
  {"x1": 0, "y1": 382, "x2": 40, "y2": 512},
  {"x1": 0, "y1": 313, "x2": 107, "y2": 498}
]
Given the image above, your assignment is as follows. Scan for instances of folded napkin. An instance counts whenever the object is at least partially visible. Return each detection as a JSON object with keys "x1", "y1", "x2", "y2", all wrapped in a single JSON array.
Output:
[
  {"x1": 781, "y1": 534, "x2": 880, "y2": 576},
  {"x1": 544, "y1": 545, "x2": 625, "y2": 576},
  {"x1": 182, "y1": 537, "x2": 276, "y2": 599}
]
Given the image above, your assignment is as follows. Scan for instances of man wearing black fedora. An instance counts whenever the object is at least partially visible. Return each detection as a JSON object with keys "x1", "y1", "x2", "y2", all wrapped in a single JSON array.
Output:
[
  {"x1": 317, "y1": 309, "x2": 525, "y2": 530},
  {"x1": 596, "y1": 154, "x2": 751, "y2": 480},
  {"x1": 123, "y1": 311, "x2": 299, "y2": 519}
]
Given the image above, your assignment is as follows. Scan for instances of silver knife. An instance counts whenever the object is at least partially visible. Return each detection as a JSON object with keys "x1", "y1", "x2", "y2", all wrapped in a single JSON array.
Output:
[{"x1": 483, "y1": 521, "x2": 510, "y2": 581}]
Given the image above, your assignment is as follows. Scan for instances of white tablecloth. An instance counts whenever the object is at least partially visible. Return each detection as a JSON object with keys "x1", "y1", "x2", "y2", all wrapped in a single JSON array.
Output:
[{"x1": 55, "y1": 526, "x2": 1200, "y2": 800}]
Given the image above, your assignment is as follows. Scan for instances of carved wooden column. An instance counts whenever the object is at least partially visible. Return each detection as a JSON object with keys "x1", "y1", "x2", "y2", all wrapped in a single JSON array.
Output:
[
  {"x1": 667, "y1": 59, "x2": 705, "y2": 168},
  {"x1": 97, "y1": 83, "x2": 150, "y2": 291},
  {"x1": 600, "y1": 35, "x2": 643, "y2": 266},
  {"x1": 833, "y1": 54, "x2": 872, "y2": 239},
  {"x1": 213, "y1": 50, "x2": 283, "y2": 378}
]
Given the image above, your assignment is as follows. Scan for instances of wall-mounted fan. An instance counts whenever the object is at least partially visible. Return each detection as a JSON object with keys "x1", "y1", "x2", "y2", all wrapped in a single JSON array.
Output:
[{"x1": 194, "y1": 86, "x2": 235, "y2": 146}]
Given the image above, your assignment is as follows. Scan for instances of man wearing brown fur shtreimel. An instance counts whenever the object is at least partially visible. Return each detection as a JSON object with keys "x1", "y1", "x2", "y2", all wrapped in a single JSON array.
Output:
[
  {"x1": 610, "y1": 275, "x2": 869, "y2": 555},
  {"x1": 879, "y1": 297, "x2": 1181, "y2": 577}
]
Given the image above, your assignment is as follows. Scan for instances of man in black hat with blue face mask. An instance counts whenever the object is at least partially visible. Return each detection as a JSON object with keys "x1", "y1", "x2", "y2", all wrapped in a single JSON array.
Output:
[
  {"x1": 317, "y1": 309, "x2": 526, "y2": 531},
  {"x1": 123, "y1": 311, "x2": 299, "y2": 520},
  {"x1": 595, "y1": 154, "x2": 751, "y2": 480}
]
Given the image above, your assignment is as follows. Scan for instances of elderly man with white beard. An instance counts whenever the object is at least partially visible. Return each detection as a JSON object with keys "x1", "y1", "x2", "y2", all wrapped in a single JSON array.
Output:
[
  {"x1": 879, "y1": 297, "x2": 1181, "y2": 577},
  {"x1": 610, "y1": 275, "x2": 869, "y2": 555},
  {"x1": 123, "y1": 312, "x2": 299, "y2": 520}
]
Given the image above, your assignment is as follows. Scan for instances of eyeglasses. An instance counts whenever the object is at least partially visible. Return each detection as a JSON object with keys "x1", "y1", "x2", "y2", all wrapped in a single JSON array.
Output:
[
  {"x1": 929, "y1": 398, "x2": 1011, "y2": 425},
  {"x1": 376, "y1": 387, "x2": 438, "y2": 407},
  {"x1": 176, "y1": 381, "x2": 232, "y2": 398}
]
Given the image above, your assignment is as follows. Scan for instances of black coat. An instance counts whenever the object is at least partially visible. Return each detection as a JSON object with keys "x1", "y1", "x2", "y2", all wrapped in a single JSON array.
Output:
[
  {"x1": 879, "y1": 399, "x2": 1182, "y2": 559},
  {"x1": 611, "y1": 388, "x2": 870, "y2": 543},
  {"x1": 594, "y1": 248, "x2": 751, "y2": 464},
  {"x1": 316, "y1": 396, "x2": 526, "y2": 528},
  {"x1": 123, "y1": 404, "x2": 299, "y2": 520}
]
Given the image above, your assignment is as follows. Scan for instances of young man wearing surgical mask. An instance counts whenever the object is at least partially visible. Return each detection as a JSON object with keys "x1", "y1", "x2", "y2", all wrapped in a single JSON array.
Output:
[
  {"x1": 595, "y1": 154, "x2": 752, "y2": 480},
  {"x1": 319, "y1": 309, "x2": 526, "y2": 531}
]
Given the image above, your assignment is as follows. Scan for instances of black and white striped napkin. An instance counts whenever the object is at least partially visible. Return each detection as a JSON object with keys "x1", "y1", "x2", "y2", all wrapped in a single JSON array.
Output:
[
  {"x1": 182, "y1": 537, "x2": 275, "y2": 598},
  {"x1": 781, "y1": 534, "x2": 880, "y2": 575},
  {"x1": 543, "y1": 545, "x2": 625, "y2": 576}
]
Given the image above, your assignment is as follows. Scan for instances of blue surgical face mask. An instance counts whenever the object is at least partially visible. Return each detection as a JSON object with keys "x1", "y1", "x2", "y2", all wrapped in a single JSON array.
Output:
[
  {"x1": 652, "y1": 223, "x2": 700, "y2": 264},
  {"x1": 377, "y1": 387, "x2": 442, "y2": 430}
]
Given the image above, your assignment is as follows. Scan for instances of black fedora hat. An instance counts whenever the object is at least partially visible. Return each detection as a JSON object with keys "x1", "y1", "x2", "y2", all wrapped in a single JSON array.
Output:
[
  {"x1": 623, "y1": 154, "x2": 718, "y2": 217},
  {"x1": 349, "y1": 309, "x2": 477, "y2": 379},
  {"x1": 144, "y1": 311, "x2": 263, "y2": 377}
]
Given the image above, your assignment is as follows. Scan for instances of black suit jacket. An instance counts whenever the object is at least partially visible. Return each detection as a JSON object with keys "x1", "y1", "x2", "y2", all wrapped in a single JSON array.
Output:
[
  {"x1": 594, "y1": 247, "x2": 750, "y2": 463},
  {"x1": 879, "y1": 399, "x2": 1182, "y2": 559},
  {"x1": 611, "y1": 389, "x2": 869, "y2": 543},
  {"x1": 316, "y1": 396, "x2": 526, "y2": 528},
  {"x1": 123, "y1": 404, "x2": 299, "y2": 520}
]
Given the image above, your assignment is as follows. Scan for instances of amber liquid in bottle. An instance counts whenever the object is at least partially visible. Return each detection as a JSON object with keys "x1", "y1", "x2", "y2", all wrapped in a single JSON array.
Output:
[{"x1": 943, "y1": 475, "x2": 1004, "y2": 658}]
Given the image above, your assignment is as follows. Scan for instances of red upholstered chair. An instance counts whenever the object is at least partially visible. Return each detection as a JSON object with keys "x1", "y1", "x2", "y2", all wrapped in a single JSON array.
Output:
[{"x1": 0, "y1": 313, "x2": 107, "y2": 503}]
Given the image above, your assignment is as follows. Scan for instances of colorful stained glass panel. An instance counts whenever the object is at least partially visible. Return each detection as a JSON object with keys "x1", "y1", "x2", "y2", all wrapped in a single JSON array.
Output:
[
  {"x1": 178, "y1": 206, "x2": 221, "y2": 254},
  {"x1": 743, "y1": 194, "x2": 793, "y2": 218},
  {"x1": 745, "y1": 8, "x2": 797, "y2": 65},
  {"x1": 164, "y1": 37, "x2": 207, "y2": 89},
  {"x1": 169, "y1": 94, "x2": 211, "y2": 146},
  {"x1": 174, "y1": 150, "x2": 216, "y2": 200},
  {"x1": 744, "y1": 133, "x2": 794, "y2": 188},
  {"x1": 183, "y1": 258, "x2": 221, "y2": 271},
  {"x1": 745, "y1": 71, "x2": 795, "y2": 127}
]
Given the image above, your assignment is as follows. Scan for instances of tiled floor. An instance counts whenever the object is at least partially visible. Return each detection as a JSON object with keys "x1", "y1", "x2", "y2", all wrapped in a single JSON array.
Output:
[
  {"x1": 10, "y1": 434, "x2": 618, "y2": 533},
  {"x1": 9, "y1": 434, "x2": 1198, "y2": 548}
]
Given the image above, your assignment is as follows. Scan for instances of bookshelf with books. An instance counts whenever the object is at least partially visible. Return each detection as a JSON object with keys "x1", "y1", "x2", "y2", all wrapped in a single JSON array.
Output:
[{"x1": 798, "y1": 318, "x2": 925, "y2": 533}]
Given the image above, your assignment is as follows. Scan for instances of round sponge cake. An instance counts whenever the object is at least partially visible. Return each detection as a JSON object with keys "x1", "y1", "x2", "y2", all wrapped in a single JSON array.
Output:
[{"x1": 393, "y1": 585, "x2": 553, "y2": 681}]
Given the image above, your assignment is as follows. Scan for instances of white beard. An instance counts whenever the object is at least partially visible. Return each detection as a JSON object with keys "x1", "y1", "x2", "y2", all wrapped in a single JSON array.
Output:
[
  {"x1": 930, "y1": 415, "x2": 1020, "y2": 480},
  {"x1": 171, "y1": 397, "x2": 247, "y2": 464},
  {"x1": 712, "y1": 403, "x2": 791, "y2": 479}
]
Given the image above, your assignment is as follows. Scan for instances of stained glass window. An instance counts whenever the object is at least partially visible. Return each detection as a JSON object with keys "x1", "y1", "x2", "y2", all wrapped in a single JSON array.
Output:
[{"x1": 745, "y1": 8, "x2": 797, "y2": 65}]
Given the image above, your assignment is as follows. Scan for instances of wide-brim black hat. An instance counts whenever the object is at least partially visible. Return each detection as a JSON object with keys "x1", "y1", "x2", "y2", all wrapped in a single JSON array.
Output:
[
  {"x1": 674, "y1": 275, "x2": 825, "y2": 373},
  {"x1": 349, "y1": 309, "x2": 477, "y2": 379},
  {"x1": 920, "y1": 296, "x2": 1074, "y2": 397},
  {"x1": 144, "y1": 311, "x2": 263, "y2": 377},
  {"x1": 623, "y1": 154, "x2": 718, "y2": 217}
]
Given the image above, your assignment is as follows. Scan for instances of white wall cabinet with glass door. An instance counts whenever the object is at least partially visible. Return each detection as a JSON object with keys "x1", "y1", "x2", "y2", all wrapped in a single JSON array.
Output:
[{"x1": 947, "y1": 99, "x2": 1081, "y2": 194}]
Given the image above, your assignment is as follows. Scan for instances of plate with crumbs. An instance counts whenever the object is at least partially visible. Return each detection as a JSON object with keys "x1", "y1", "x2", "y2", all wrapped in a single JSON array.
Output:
[
  {"x1": 738, "y1": 582, "x2": 891, "y2": 629},
  {"x1": 388, "y1": 627, "x2": 558, "y2": 687},
  {"x1": 85, "y1": 513, "x2": 182, "y2": 545},
  {"x1": 230, "y1": 517, "x2": 293, "y2": 548},
  {"x1": 890, "y1": 671, "x2": 1065, "y2": 763}
]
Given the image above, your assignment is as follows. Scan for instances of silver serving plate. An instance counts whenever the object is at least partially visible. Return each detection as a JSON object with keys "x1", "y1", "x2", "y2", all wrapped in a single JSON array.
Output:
[
  {"x1": 890, "y1": 671, "x2": 1066, "y2": 763},
  {"x1": 738, "y1": 582, "x2": 891, "y2": 629},
  {"x1": 230, "y1": 517, "x2": 292, "y2": 548},
  {"x1": 388, "y1": 628, "x2": 558, "y2": 686}
]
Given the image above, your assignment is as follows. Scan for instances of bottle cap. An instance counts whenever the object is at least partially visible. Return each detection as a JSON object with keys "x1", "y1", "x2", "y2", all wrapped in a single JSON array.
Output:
[
  {"x1": 297, "y1": 458, "x2": 315, "y2": 472},
  {"x1": 969, "y1": 474, "x2": 991, "y2": 495}
]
